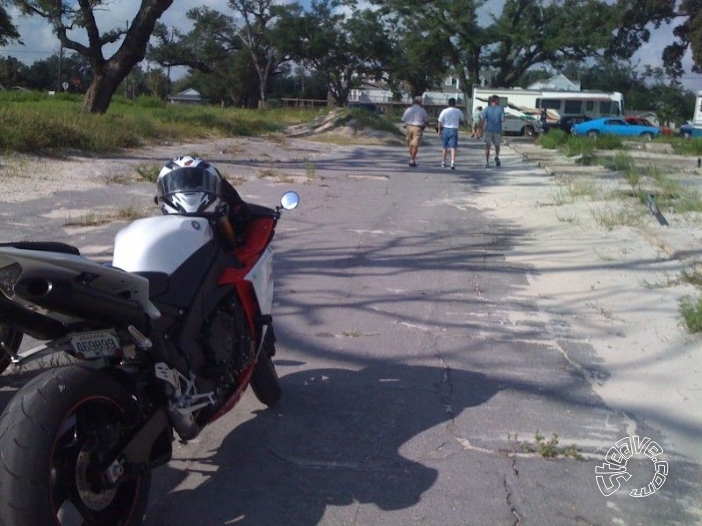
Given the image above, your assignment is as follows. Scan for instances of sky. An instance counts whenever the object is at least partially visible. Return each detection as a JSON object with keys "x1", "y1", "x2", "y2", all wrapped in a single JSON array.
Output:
[{"x1": 1, "y1": 0, "x2": 700, "y2": 92}]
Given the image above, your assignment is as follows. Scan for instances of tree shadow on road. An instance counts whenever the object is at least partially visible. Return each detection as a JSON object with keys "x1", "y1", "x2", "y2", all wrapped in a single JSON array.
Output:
[{"x1": 145, "y1": 364, "x2": 500, "y2": 525}]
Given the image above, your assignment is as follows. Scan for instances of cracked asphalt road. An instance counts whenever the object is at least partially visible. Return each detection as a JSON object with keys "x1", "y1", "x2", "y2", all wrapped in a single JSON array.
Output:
[{"x1": 0, "y1": 133, "x2": 700, "y2": 525}]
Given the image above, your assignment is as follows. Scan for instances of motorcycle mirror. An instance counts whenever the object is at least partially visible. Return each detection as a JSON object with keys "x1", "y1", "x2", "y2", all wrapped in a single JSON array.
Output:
[{"x1": 280, "y1": 191, "x2": 299, "y2": 211}]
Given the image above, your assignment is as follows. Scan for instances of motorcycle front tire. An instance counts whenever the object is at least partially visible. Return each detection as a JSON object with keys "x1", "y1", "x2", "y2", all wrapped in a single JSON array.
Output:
[
  {"x1": 250, "y1": 335, "x2": 281, "y2": 407},
  {"x1": 0, "y1": 364, "x2": 151, "y2": 526}
]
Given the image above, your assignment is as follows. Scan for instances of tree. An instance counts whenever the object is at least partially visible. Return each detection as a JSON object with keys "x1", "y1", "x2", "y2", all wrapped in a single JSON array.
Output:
[
  {"x1": 148, "y1": 8, "x2": 260, "y2": 106},
  {"x1": 484, "y1": 0, "x2": 628, "y2": 87},
  {"x1": 0, "y1": 55, "x2": 25, "y2": 87},
  {"x1": 0, "y1": 0, "x2": 20, "y2": 46},
  {"x1": 373, "y1": 0, "x2": 486, "y2": 101},
  {"x1": 284, "y1": 0, "x2": 393, "y2": 106},
  {"x1": 376, "y1": 0, "x2": 684, "y2": 92},
  {"x1": 228, "y1": 0, "x2": 302, "y2": 107},
  {"x1": 18, "y1": 52, "x2": 92, "y2": 91},
  {"x1": 663, "y1": 0, "x2": 702, "y2": 76},
  {"x1": 11, "y1": 0, "x2": 174, "y2": 112},
  {"x1": 145, "y1": 68, "x2": 169, "y2": 99}
]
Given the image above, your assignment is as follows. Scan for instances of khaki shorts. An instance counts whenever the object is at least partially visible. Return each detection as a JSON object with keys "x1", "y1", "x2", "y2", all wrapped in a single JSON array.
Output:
[
  {"x1": 484, "y1": 131, "x2": 501, "y2": 146},
  {"x1": 406, "y1": 125, "x2": 424, "y2": 147}
]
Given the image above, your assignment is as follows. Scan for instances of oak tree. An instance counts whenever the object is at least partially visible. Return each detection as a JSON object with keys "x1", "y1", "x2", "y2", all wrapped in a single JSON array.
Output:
[{"x1": 11, "y1": 0, "x2": 173, "y2": 112}]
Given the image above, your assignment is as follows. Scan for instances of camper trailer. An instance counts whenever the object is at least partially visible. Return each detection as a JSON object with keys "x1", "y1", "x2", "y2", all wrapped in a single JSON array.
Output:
[{"x1": 679, "y1": 91, "x2": 702, "y2": 138}]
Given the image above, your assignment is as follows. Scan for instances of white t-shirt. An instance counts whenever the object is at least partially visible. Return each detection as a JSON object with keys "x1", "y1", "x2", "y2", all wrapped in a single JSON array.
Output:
[
  {"x1": 402, "y1": 104, "x2": 429, "y2": 127},
  {"x1": 438, "y1": 107, "x2": 464, "y2": 129}
]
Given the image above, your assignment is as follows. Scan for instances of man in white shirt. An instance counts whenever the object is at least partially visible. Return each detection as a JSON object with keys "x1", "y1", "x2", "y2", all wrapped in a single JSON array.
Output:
[
  {"x1": 437, "y1": 98, "x2": 465, "y2": 170},
  {"x1": 401, "y1": 97, "x2": 429, "y2": 167}
]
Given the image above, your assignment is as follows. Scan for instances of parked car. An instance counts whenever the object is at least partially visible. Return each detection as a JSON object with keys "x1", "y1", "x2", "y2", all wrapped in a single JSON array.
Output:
[
  {"x1": 625, "y1": 116, "x2": 673, "y2": 136},
  {"x1": 679, "y1": 123, "x2": 702, "y2": 139},
  {"x1": 543, "y1": 115, "x2": 591, "y2": 134},
  {"x1": 503, "y1": 115, "x2": 541, "y2": 136},
  {"x1": 571, "y1": 117, "x2": 660, "y2": 139}
]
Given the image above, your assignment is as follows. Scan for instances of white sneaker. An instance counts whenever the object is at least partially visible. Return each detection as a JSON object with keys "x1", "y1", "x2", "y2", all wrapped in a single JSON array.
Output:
[{"x1": 441, "y1": 162, "x2": 446, "y2": 168}]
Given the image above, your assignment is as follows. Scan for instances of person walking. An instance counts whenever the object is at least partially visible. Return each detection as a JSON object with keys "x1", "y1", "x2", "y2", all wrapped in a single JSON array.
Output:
[
  {"x1": 471, "y1": 106, "x2": 483, "y2": 139},
  {"x1": 401, "y1": 96, "x2": 429, "y2": 167},
  {"x1": 437, "y1": 98, "x2": 464, "y2": 170},
  {"x1": 481, "y1": 95, "x2": 505, "y2": 168}
]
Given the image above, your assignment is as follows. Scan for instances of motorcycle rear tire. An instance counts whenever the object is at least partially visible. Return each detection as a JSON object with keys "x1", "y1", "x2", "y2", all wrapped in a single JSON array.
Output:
[
  {"x1": 250, "y1": 345, "x2": 281, "y2": 407},
  {"x1": 0, "y1": 324, "x2": 23, "y2": 375},
  {"x1": 0, "y1": 365, "x2": 151, "y2": 526}
]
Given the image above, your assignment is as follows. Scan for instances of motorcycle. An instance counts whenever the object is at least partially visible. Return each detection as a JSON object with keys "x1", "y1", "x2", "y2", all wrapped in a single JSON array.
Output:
[{"x1": 0, "y1": 169, "x2": 299, "y2": 525}]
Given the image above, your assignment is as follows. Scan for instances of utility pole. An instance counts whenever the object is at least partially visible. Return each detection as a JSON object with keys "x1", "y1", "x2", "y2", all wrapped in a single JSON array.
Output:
[
  {"x1": 124, "y1": 20, "x2": 129, "y2": 98},
  {"x1": 57, "y1": 43, "x2": 63, "y2": 91},
  {"x1": 166, "y1": 27, "x2": 174, "y2": 96}
]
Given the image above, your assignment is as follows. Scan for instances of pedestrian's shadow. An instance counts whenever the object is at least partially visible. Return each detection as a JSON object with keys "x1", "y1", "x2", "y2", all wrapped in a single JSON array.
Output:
[{"x1": 146, "y1": 364, "x2": 500, "y2": 525}]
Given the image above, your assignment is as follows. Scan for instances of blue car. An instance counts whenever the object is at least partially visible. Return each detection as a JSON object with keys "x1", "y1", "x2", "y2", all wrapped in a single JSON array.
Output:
[
  {"x1": 679, "y1": 124, "x2": 702, "y2": 139},
  {"x1": 571, "y1": 117, "x2": 660, "y2": 139}
]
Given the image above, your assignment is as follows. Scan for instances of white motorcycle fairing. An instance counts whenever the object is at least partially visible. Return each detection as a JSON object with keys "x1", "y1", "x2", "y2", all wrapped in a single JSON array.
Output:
[{"x1": 113, "y1": 215, "x2": 214, "y2": 274}]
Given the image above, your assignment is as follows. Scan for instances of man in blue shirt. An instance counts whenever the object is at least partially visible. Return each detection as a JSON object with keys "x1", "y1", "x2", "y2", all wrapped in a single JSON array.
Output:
[{"x1": 481, "y1": 95, "x2": 505, "y2": 168}]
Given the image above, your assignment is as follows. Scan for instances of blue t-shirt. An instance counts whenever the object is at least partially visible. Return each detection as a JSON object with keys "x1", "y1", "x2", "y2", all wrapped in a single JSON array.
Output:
[{"x1": 482, "y1": 105, "x2": 505, "y2": 133}]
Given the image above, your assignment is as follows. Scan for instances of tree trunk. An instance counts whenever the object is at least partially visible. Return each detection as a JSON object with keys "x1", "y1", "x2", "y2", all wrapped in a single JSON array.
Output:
[
  {"x1": 76, "y1": 0, "x2": 174, "y2": 113},
  {"x1": 81, "y1": 72, "x2": 122, "y2": 114}
]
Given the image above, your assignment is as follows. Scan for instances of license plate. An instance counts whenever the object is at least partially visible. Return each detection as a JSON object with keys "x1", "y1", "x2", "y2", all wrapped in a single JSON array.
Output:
[{"x1": 70, "y1": 330, "x2": 121, "y2": 359}]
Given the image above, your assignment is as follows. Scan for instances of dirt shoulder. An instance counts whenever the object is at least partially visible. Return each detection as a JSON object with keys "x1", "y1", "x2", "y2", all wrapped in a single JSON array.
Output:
[{"x1": 487, "y1": 138, "x2": 702, "y2": 463}]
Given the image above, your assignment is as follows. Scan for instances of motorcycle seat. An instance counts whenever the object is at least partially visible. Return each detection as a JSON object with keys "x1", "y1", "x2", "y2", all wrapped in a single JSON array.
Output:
[{"x1": 0, "y1": 241, "x2": 80, "y2": 256}]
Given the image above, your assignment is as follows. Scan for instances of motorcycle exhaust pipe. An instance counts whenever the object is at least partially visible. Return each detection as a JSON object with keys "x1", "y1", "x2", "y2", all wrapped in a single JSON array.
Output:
[
  {"x1": 14, "y1": 277, "x2": 148, "y2": 331},
  {"x1": 0, "y1": 295, "x2": 69, "y2": 340}
]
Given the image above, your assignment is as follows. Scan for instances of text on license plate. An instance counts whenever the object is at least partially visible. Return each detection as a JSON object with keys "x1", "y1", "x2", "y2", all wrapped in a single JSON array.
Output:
[{"x1": 70, "y1": 331, "x2": 121, "y2": 358}]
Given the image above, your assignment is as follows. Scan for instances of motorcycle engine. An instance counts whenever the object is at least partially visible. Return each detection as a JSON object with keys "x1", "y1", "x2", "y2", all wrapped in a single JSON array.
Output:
[{"x1": 199, "y1": 298, "x2": 255, "y2": 388}]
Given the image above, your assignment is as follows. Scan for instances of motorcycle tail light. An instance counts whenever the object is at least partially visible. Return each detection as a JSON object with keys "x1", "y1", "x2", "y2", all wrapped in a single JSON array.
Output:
[{"x1": 0, "y1": 262, "x2": 22, "y2": 298}]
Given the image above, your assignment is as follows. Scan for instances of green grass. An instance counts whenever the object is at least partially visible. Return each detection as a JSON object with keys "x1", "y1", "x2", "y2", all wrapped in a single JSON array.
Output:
[
  {"x1": 0, "y1": 91, "x2": 316, "y2": 154},
  {"x1": 680, "y1": 296, "x2": 702, "y2": 333},
  {"x1": 538, "y1": 129, "x2": 625, "y2": 155},
  {"x1": 507, "y1": 430, "x2": 583, "y2": 460},
  {"x1": 671, "y1": 136, "x2": 702, "y2": 156}
]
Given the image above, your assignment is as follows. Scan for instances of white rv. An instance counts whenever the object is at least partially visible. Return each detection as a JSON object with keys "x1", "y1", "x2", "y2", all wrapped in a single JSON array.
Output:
[{"x1": 472, "y1": 86, "x2": 624, "y2": 135}]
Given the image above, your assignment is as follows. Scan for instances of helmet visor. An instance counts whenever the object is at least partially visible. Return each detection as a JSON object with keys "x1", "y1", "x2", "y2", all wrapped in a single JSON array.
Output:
[{"x1": 157, "y1": 167, "x2": 221, "y2": 196}]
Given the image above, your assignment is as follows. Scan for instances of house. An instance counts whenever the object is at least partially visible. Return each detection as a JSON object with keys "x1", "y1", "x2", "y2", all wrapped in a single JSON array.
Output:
[
  {"x1": 426, "y1": 77, "x2": 464, "y2": 102},
  {"x1": 348, "y1": 76, "x2": 466, "y2": 115},
  {"x1": 168, "y1": 88, "x2": 207, "y2": 105},
  {"x1": 349, "y1": 83, "x2": 398, "y2": 106}
]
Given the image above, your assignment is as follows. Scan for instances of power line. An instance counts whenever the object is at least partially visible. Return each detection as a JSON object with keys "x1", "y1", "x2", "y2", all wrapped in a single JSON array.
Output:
[{"x1": 0, "y1": 49, "x2": 55, "y2": 54}]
